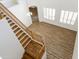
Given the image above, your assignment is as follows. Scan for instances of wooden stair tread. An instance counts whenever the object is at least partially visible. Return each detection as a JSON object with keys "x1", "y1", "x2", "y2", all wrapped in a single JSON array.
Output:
[
  {"x1": 22, "y1": 52, "x2": 33, "y2": 59},
  {"x1": 22, "y1": 38, "x2": 31, "y2": 48},
  {"x1": 14, "y1": 27, "x2": 20, "y2": 33},
  {"x1": 20, "y1": 36, "x2": 29, "y2": 43},
  {"x1": 10, "y1": 22, "x2": 15, "y2": 26},
  {"x1": 12, "y1": 25, "x2": 18, "y2": 30},
  {"x1": 25, "y1": 40, "x2": 44, "y2": 58},
  {"x1": 18, "y1": 33, "x2": 26, "y2": 40},
  {"x1": 16, "y1": 31, "x2": 23, "y2": 37}
]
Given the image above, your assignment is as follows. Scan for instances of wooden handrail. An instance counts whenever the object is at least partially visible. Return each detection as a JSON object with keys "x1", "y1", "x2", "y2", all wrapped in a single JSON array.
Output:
[
  {"x1": 0, "y1": 3, "x2": 33, "y2": 37},
  {"x1": 0, "y1": 3, "x2": 44, "y2": 45}
]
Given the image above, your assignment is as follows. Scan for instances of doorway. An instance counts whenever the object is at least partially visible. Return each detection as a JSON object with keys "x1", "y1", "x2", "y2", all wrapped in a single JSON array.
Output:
[{"x1": 29, "y1": 6, "x2": 39, "y2": 23}]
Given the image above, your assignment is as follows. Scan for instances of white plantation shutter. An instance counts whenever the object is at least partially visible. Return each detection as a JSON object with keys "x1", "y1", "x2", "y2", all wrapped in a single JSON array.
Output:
[
  {"x1": 52, "y1": 8, "x2": 56, "y2": 20},
  {"x1": 71, "y1": 12, "x2": 78, "y2": 25},
  {"x1": 43, "y1": 8, "x2": 56, "y2": 20},
  {"x1": 60, "y1": 10, "x2": 77, "y2": 25},
  {"x1": 67, "y1": 11, "x2": 73, "y2": 24},
  {"x1": 63, "y1": 11, "x2": 69, "y2": 23},
  {"x1": 60, "y1": 10, "x2": 65, "y2": 22}
]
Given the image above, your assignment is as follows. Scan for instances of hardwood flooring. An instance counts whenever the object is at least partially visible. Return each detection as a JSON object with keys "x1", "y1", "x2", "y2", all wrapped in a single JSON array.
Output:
[{"x1": 28, "y1": 21, "x2": 77, "y2": 59}]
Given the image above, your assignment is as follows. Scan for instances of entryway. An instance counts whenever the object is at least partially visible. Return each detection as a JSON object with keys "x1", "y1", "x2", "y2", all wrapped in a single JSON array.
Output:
[{"x1": 29, "y1": 6, "x2": 39, "y2": 23}]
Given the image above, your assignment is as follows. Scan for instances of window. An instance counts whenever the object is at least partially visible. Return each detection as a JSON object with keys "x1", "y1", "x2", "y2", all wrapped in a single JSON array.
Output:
[
  {"x1": 43, "y1": 8, "x2": 56, "y2": 20},
  {"x1": 60, "y1": 10, "x2": 78, "y2": 25}
]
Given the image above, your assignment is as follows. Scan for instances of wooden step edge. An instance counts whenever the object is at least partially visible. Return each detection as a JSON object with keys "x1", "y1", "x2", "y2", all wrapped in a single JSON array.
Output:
[
  {"x1": 12, "y1": 26, "x2": 18, "y2": 31},
  {"x1": 16, "y1": 31, "x2": 24, "y2": 38},
  {"x1": 19, "y1": 35, "x2": 28, "y2": 41},
  {"x1": 11, "y1": 24, "x2": 17, "y2": 29},
  {"x1": 22, "y1": 52, "x2": 34, "y2": 59},
  {"x1": 12, "y1": 26, "x2": 19, "y2": 31},
  {"x1": 19, "y1": 35, "x2": 28, "y2": 42},
  {"x1": 20, "y1": 35, "x2": 30, "y2": 44},
  {"x1": 21, "y1": 38, "x2": 29, "y2": 45},
  {"x1": 22, "y1": 37, "x2": 30, "y2": 45},
  {"x1": 39, "y1": 45, "x2": 45, "y2": 53},
  {"x1": 10, "y1": 22, "x2": 15, "y2": 26},
  {"x1": 24, "y1": 40, "x2": 32, "y2": 49},
  {"x1": 18, "y1": 33, "x2": 26, "y2": 40},
  {"x1": 14, "y1": 28, "x2": 21, "y2": 34},
  {"x1": 14, "y1": 27, "x2": 20, "y2": 33},
  {"x1": 38, "y1": 46, "x2": 45, "y2": 59},
  {"x1": 31, "y1": 39, "x2": 44, "y2": 46}
]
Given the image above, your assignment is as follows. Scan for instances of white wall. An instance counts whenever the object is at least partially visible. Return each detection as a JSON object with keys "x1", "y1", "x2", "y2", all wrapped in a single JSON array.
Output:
[
  {"x1": 72, "y1": 34, "x2": 78, "y2": 59},
  {"x1": 29, "y1": 0, "x2": 78, "y2": 31},
  {"x1": 8, "y1": 3, "x2": 32, "y2": 27},
  {"x1": 0, "y1": 0, "x2": 18, "y2": 8},
  {"x1": 0, "y1": 19, "x2": 24, "y2": 59},
  {"x1": 0, "y1": 0, "x2": 32, "y2": 27}
]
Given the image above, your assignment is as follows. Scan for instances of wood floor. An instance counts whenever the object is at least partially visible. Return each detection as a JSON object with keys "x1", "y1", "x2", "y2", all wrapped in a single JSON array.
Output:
[{"x1": 28, "y1": 21, "x2": 77, "y2": 59}]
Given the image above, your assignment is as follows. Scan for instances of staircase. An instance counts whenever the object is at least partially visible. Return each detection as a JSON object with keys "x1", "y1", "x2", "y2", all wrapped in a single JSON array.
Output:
[
  {"x1": 0, "y1": 3, "x2": 45, "y2": 59},
  {"x1": 6, "y1": 17, "x2": 32, "y2": 48}
]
